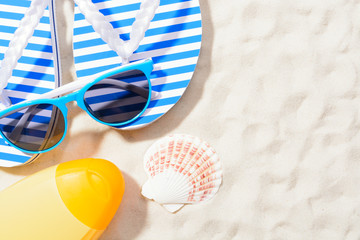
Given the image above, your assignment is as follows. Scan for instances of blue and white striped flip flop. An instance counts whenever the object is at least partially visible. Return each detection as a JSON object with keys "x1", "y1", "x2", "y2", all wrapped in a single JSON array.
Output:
[
  {"x1": 0, "y1": 0, "x2": 61, "y2": 167},
  {"x1": 72, "y1": 0, "x2": 202, "y2": 129}
]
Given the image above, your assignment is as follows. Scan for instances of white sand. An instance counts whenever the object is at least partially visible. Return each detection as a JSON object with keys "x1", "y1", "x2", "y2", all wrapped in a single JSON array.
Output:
[{"x1": 2, "y1": 0, "x2": 360, "y2": 239}]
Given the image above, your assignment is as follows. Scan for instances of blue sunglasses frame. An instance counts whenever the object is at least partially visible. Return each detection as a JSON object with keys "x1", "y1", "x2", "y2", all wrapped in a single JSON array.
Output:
[{"x1": 0, "y1": 59, "x2": 154, "y2": 154}]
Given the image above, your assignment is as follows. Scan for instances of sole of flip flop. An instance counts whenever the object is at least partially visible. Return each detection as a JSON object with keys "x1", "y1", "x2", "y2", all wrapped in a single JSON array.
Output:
[
  {"x1": 0, "y1": 0, "x2": 61, "y2": 167},
  {"x1": 73, "y1": 0, "x2": 202, "y2": 129}
]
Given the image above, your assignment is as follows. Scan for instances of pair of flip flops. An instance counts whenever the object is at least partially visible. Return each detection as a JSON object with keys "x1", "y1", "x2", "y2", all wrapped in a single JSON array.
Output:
[{"x1": 0, "y1": 0, "x2": 202, "y2": 167}]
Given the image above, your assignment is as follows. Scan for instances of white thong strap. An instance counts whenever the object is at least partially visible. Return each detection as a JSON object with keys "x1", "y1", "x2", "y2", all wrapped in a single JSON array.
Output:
[
  {"x1": 74, "y1": 0, "x2": 160, "y2": 64},
  {"x1": 0, "y1": 0, "x2": 160, "y2": 108},
  {"x1": 0, "y1": 0, "x2": 49, "y2": 108}
]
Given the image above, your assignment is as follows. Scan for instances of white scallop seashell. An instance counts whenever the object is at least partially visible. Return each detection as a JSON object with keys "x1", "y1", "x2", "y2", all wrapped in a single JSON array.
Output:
[{"x1": 141, "y1": 134, "x2": 222, "y2": 212}]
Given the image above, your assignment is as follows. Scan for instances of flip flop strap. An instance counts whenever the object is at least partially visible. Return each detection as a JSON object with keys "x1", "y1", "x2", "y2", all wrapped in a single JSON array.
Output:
[
  {"x1": 74, "y1": 0, "x2": 160, "y2": 64},
  {"x1": 0, "y1": 0, "x2": 49, "y2": 108},
  {"x1": 0, "y1": 0, "x2": 159, "y2": 108}
]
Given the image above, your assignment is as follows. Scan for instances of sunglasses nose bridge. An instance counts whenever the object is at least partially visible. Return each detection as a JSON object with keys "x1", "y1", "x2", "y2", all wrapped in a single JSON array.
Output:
[
  {"x1": 53, "y1": 92, "x2": 79, "y2": 117},
  {"x1": 61, "y1": 91, "x2": 78, "y2": 104}
]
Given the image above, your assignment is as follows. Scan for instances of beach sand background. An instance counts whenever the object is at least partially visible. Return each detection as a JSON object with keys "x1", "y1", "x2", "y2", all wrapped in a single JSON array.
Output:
[{"x1": 2, "y1": 0, "x2": 360, "y2": 239}]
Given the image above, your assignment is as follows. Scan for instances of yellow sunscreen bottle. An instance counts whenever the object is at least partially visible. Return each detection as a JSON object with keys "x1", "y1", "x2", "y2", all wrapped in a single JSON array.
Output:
[{"x1": 0, "y1": 158, "x2": 125, "y2": 240}]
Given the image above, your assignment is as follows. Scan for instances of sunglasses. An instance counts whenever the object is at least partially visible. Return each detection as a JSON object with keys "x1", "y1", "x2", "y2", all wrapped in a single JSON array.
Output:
[{"x1": 0, "y1": 59, "x2": 155, "y2": 154}]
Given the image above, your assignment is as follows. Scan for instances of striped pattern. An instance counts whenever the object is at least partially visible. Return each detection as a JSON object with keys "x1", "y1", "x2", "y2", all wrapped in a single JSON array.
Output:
[
  {"x1": 0, "y1": 104, "x2": 61, "y2": 151},
  {"x1": 84, "y1": 70, "x2": 150, "y2": 123},
  {"x1": 73, "y1": 0, "x2": 202, "y2": 129},
  {"x1": 0, "y1": 0, "x2": 57, "y2": 167}
]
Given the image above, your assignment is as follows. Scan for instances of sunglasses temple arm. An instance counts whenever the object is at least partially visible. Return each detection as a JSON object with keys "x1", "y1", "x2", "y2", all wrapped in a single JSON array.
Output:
[
  {"x1": 150, "y1": 91, "x2": 161, "y2": 100},
  {"x1": 6, "y1": 68, "x2": 161, "y2": 105},
  {"x1": 8, "y1": 105, "x2": 37, "y2": 144},
  {"x1": 35, "y1": 77, "x2": 95, "y2": 100},
  {"x1": 103, "y1": 78, "x2": 161, "y2": 100}
]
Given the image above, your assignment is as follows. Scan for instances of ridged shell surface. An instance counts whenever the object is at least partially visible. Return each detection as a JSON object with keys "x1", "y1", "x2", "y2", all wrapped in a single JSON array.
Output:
[{"x1": 141, "y1": 134, "x2": 222, "y2": 212}]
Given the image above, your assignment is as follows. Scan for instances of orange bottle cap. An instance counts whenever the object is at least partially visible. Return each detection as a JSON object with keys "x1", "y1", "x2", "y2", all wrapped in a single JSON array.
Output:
[{"x1": 55, "y1": 158, "x2": 125, "y2": 230}]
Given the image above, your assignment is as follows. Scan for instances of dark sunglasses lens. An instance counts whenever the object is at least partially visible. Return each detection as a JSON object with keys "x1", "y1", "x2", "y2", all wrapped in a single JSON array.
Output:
[
  {"x1": 84, "y1": 69, "x2": 150, "y2": 124},
  {"x1": 0, "y1": 104, "x2": 65, "y2": 152}
]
